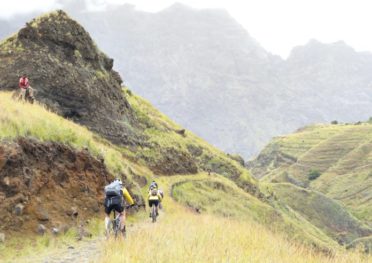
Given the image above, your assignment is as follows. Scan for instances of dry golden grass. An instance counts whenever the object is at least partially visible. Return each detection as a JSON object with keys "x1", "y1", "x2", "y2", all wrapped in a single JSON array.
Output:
[
  {"x1": 99, "y1": 176, "x2": 370, "y2": 263},
  {"x1": 99, "y1": 211, "x2": 370, "y2": 263}
]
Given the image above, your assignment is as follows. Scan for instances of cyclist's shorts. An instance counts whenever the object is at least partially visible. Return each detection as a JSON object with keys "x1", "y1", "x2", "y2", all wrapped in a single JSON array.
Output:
[
  {"x1": 148, "y1": 200, "x2": 159, "y2": 207},
  {"x1": 104, "y1": 196, "x2": 124, "y2": 214}
]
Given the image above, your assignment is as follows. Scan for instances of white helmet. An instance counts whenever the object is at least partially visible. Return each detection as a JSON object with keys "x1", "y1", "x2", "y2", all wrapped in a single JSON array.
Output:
[{"x1": 114, "y1": 178, "x2": 123, "y2": 186}]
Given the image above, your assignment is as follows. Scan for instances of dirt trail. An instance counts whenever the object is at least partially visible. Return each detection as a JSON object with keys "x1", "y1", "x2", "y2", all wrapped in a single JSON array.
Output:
[
  {"x1": 16, "y1": 213, "x2": 161, "y2": 263},
  {"x1": 13, "y1": 237, "x2": 103, "y2": 263}
]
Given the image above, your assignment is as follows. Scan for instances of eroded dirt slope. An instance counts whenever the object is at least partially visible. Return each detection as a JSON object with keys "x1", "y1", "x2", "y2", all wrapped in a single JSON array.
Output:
[{"x1": 0, "y1": 138, "x2": 122, "y2": 234}]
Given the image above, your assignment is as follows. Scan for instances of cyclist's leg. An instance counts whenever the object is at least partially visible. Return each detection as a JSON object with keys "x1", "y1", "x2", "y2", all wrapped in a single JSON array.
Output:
[
  {"x1": 119, "y1": 210, "x2": 126, "y2": 231},
  {"x1": 104, "y1": 203, "x2": 112, "y2": 233},
  {"x1": 148, "y1": 200, "x2": 153, "y2": 217},
  {"x1": 104, "y1": 214, "x2": 110, "y2": 231},
  {"x1": 155, "y1": 200, "x2": 159, "y2": 215},
  {"x1": 114, "y1": 204, "x2": 125, "y2": 232}
]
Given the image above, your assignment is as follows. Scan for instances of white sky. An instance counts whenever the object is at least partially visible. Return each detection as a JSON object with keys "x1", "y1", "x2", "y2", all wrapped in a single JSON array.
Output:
[{"x1": 0, "y1": 0, "x2": 371, "y2": 58}]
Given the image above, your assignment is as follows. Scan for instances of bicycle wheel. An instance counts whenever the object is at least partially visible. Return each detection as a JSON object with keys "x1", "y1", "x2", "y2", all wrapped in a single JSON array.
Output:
[
  {"x1": 151, "y1": 204, "x2": 157, "y2": 223},
  {"x1": 113, "y1": 217, "x2": 120, "y2": 238}
]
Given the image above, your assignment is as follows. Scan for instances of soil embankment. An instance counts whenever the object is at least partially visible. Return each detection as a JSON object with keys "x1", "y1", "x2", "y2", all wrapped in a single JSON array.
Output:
[{"x1": 0, "y1": 138, "x2": 112, "y2": 234}]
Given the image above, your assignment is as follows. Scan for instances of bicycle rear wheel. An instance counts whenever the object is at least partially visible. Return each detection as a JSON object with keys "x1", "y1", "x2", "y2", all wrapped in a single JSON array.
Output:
[{"x1": 151, "y1": 204, "x2": 157, "y2": 223}]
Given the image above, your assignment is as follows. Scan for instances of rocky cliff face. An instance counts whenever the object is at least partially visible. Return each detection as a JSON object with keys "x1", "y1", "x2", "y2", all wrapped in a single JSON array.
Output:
[{"x1": 0, "y1": 10, "x2": 141, "y2": 146}]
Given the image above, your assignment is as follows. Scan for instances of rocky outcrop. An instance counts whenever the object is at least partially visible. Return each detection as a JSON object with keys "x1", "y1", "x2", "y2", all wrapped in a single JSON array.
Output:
[
  {"x1": 0, "y1": 138, "x2": 138, "y2": 234},
  {"x1": 0, "y1": 10, "x2": 142, "y2": 146}
]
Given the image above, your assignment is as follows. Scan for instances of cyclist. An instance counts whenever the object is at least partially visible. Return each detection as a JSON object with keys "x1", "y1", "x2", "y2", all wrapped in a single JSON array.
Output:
[
  {"x1": 148, "y1": 184, "x2": 162, "y2": 217},
  {"x1": 104, "y1": 178, "x2": 134, "y2": 235},
  {"x1": 18, "y1": 74, "x2": 34, "y2": 101},
  {"x1": 149, "y1": 180, "x2": 158, "y2": 190}
]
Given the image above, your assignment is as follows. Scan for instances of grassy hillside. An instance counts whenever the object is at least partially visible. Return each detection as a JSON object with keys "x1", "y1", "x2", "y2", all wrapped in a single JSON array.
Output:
[
  {"x1": 171, "y1": 174, "x2": 340, "y2": 250},
  {"x1": 124, "y1": 88, "x2": 257, "y2": 191},
  {"x1": 249, "y1": 123, "x2": 372, "y2": 224},
  {"x1": 248, "y1": 123, "x2": 372, "y2": 253},
  {"x1": 99, "y1": 175, "x2": 371, "y2": 263},
  {"x1": 272, "y1": 183, "x2": 370, "y2": 244},
  {"x1": 124, "y1": 90, "x2": 372, "y2": 250},
  {"x1": 1, "y1": 92, "x2": 370, "y2": 261},
  {"x1": 0, "y1": 90, "x2": 256, "y2": 189}
]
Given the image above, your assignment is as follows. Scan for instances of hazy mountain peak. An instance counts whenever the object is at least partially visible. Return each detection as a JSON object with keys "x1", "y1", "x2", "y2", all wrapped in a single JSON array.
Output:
[{"x1": 164, "y1": 2, "x2": 193, "y2": 11}]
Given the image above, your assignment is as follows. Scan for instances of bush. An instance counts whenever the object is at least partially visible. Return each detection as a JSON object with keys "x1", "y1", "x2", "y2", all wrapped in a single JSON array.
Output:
[
  {"x1": 308, "y1": 169, "x2": 321, "y2": 180},
  {"x1": 331, "y1": 120, "x2": 338, "y2": 125}
]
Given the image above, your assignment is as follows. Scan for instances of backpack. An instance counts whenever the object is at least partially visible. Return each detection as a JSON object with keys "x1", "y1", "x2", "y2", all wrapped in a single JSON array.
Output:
[
  {"x1": 19, "y1": 77, "x2": 29, "y2": 88},
  {"x1": 151, "y1": 189, "x2": 158, "y2": 196},
  {"x1": 104, "y1": 180, "x2": 122, "y2": 197}
]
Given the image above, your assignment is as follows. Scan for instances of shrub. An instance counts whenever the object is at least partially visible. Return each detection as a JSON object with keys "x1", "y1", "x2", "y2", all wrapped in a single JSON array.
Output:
[
  {"x1": 308, "y1": 169, "x2": 321, "y2": 180},
  {"x1": 331, "y1": 120, "x2": 338, "y2": 125}
]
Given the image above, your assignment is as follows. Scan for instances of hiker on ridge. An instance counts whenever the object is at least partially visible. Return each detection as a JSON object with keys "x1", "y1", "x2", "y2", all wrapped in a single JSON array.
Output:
[{"x1": 18, "y1": 74, "x2": 34, "y2": 101}]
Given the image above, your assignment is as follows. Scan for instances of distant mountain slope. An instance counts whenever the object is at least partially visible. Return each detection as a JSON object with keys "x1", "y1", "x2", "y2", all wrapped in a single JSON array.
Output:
[
  {"x1": 248, "y1": 123, "x2": 372, "y2": 225},
  {"x1": 2, "y1": 3, "x2": 372, "y2": 158}
]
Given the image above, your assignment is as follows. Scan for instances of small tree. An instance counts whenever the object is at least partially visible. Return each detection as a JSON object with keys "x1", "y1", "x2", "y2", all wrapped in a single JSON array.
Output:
[
  {"x1": 308, "y1": 169, "x2": 321, "y2": 180},
  {"x1": 331, "y1": 120, "x2": 338, "y2": 125}
]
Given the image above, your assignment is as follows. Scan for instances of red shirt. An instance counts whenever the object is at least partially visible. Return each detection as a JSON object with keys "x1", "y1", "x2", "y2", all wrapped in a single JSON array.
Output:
[{"x1": 19, "y1": 77, "x2": 29, "y2": 89}]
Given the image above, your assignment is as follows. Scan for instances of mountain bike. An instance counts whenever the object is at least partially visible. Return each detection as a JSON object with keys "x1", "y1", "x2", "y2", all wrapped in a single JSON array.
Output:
[
  {"x1": 150, "y1": 204, "x2": 158, "y2": 223},
  {"x1": 106, "y1": 205, "x2": 132, "y2": 238}
]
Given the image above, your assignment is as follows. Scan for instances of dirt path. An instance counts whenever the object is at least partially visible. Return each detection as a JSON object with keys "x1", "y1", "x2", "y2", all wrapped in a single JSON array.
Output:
[
  {"x1": 16, "y1": 217, "x2": 160, "y2": 263},
  {"x1": 41, "y1": 239, "x2": 103, "y2": 263},
  {"x1": 13, "y1": 237, "x2": 104, "y2": 263}
]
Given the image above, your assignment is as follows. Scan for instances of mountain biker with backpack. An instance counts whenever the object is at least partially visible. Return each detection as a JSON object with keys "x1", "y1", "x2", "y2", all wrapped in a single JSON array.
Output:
[
  {"x1": 104, "y1": 178, "x2": 134, "y2": 234},
  {"x1": 149, "y1": 180, "x2": 158, "y2": 191},
  {"x1": 18, "y1": 74, "x2": 34, "y2": 101},
  {"x1": 148, "y1": 183, "x2": 162, "y2": 217}
]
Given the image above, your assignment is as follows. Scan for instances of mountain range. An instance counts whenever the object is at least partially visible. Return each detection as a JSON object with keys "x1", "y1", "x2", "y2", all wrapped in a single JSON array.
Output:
[{"x1": 1, "y1": 2, "x2": 372, "y2": 159}]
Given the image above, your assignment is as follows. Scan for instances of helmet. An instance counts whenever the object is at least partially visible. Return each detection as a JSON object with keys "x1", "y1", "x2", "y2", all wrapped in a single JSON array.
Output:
[{"x1": 114, "y1": 178, "x2": 123, "y2": 186}]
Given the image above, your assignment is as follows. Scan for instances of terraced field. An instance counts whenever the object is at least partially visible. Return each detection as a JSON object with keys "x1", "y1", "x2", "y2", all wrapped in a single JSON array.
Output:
[{"x1": 249, "y1": 123, "x2": 372, "y2": 230}]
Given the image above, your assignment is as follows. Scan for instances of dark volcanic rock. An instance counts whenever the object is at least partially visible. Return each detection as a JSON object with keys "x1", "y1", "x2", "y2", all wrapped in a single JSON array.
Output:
[{"x1": 0, "y1": 10, "x2": 141, "y2": 146}]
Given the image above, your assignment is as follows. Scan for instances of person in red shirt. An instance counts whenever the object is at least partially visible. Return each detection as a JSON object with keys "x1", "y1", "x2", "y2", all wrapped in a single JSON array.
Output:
[{"x1": 18, "y1": 74, "x2": 34, "y2": 101}]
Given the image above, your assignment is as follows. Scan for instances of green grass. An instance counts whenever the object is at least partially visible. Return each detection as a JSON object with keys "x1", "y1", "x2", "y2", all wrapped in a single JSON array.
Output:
[
  {"x1": 170, "y1": 174, "x2": 339, "y2": 251},
  {"x1": 272, "y1": 183, "x2": 371, "y2": 245},
  {"x1": 125, "y1": 88, "x2": 257, "y2": 189},
  {"x1": 253, "y1": 123, "x2": 372, "y2": 224}
]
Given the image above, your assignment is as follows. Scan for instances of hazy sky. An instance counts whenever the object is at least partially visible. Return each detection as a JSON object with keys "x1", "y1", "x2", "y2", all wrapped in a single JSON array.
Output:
[{"x1": 0, "y1": 0, "x2": 371, "y2": 58}]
